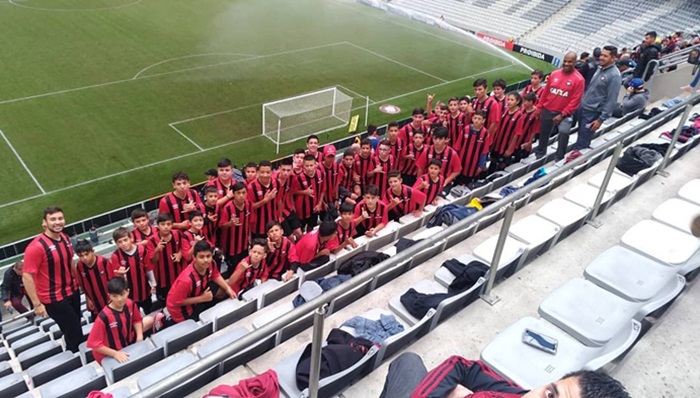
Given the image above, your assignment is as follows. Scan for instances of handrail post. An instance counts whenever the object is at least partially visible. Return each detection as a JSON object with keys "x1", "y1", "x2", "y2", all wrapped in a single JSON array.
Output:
[
  {"x1": 657, "y1": 103, "x2": 694, "y2": 176},
  {"x1": 587, "y1": 143, "x2": 623, "y2": 228},
  {"x1": 480, "y1": 204, "x2": 515, "y2": 306},
  {"x1": 308, "y1": 305, "x2": 327, "y2": 398}
]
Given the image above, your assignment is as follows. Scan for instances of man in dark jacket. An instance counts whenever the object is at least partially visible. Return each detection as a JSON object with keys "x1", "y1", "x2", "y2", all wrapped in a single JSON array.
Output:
[
  {"x1": 2, "y1": 261, "x2": 33, "y2": 317},
  {"x1": 633, "y1": 31, "x2": 661, "y2": 81},
  {"x1": 380, "y1": 352, "x2": 631, "y2": 398}
]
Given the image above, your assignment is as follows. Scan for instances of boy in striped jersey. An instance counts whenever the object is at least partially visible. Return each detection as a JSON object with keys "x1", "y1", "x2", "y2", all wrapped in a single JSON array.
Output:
[
  {"x1": 111, "y1": 227, "x2": 155, "y2": 314},
  {"x1": 146, "y1": 213, "x2": 183, "y2": 305},
  {"x1": 129, "y1": 208, "x2": 156, "y2": 247},
  {"x1": 74, "y1": 240, "x2": 111, "y2": 319}
]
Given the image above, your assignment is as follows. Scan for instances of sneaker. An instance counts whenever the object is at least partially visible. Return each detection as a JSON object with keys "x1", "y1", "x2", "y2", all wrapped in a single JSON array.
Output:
[
  {"x1": 152, "y1": 312, "x2": 166, "y2": 333},
  {"x1": 565, "y1": 149, "x2": 582, "y2": 164}
]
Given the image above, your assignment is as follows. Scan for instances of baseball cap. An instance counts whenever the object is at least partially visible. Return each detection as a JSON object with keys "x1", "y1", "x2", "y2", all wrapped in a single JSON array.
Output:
[
  {"x1": 627, "y1": 78, "x2": 644, "y2": 89},
  {"x1": 323, "y1": 145, "x2": 337, "y2": 157},
  {"x1": 616, "y1": 59, "x2": 632, "y2": 68}
]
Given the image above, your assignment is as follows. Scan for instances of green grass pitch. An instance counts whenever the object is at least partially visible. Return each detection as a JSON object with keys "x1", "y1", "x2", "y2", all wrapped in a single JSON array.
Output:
[{"x1": 0, "y1": 0, "x2": 553, "y2": 245}]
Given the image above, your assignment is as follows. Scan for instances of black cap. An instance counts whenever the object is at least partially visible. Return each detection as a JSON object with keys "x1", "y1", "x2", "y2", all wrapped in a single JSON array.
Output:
[
  {"x1": 616, "y1": 59, "x2": 631, "y2": 67},
  {"x1": 204, "y1": 168, "x2": 218, "y2": 177}
]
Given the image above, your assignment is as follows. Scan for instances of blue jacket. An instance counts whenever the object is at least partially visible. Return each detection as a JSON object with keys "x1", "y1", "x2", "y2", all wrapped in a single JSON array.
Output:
[{"x1": 341, "y1": 314, "x2": 404, "y2": 343}]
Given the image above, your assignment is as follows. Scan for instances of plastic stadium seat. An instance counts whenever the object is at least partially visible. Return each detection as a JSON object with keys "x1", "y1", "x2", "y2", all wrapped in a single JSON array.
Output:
[
  {"x1": 26, "y1": 351, "x2": 82, "y2": 388},
  {"x1": 48, "y1": 324, "x2": 63, "y2": 340},
  {"x1": 588, "y1": 170, "x2": 635, "y2": 201},
  {"x1": 410, "y1": 240, "x2": 446, "y2": 270},
  {"x1": 652, "y1": 197, "x2": 700, "y2": 234},
  {"x1": 480, "y1": 317, "x2": 641, "y2": 390},
  {"x1": 5, "y1": 325, "x2": 40, "y2": 345},
  {"x1": 0, "y1": 346, "x2": 9, "y2": 362},
  {"x1": 678, "y1": 179, "x2": 700, "y2": 205},
  {"x1": 0, "y1": 373, "x2": 28, "y2": 397},
  {"x1": 367, "y1": 221, "x2": 400, "y2": 251},
  {"x1": 327, "y1": 279, "x2": 372, "y2": 316},
  {"x1": 537, "y1": 198, "x2": 590, "y2": 242},
  {"x1": 508, "y1": 215, "x2": 560, "y2": 269},
  {"x1": 388, "y1": 279, "x2": 452, "y2": 326},
  {"x1": 274, "y1": 345, "x2": 379, "y2": 398},
  {"x1": 79, "y1": 341, "x2": 95, "y2": 364},
  {"x1": 473, "y1": 235, "x2": 528, "y2": 280},
  {"x1": 102, "y1": 386, "x2": 133, "y2": 398},
  {"x1": 17, "y1": 341, "x2": 62, "y2": 370},
  {"x1": 0, "y1": 361, "x2": 12, "y2": 378},
  {"x1": 199, "y1": 299, "x2": 257, "y2": 332},
  {"x1": 584, "y1": 246, "x2": 685, "y2": 318},
  {"x1": 40, "y1": 365, "x2": 106, "y2": 398},
  {"x1": 241, "y1": 280, "x2": 284, "y2": 307},
  {"x1": 1, "y1": 318, "x2": 31, "y2": 338},
  {"x1": 621, "y1": 219, "x2": 700, "y2": 276},
  {"x1": 11, "y1": 331, "x2": 50, "y2": 355},
  {"x1": 564, "y1": 184, "x2": 614, "y2": 213},
  {"x1": 197, "y1": 328, "x2": 277, "y2": 374},
  {"x1": 137, "y1": 352, "x2": 218, "y2": 398},
  {"x1": 39, "y1": 319, "x2": 56, "y2": 333},
  {"x1": 538, "y1": 278, "x2": 640, "y2": 347},
  {"x1": 252, "y1": 302, "x2": 295, "y2": 330},
  {"x1": 371, "y1": 258, "x2": 411, "y2": 291},
  {"x1": 260, "y1": 277, "x2": 299, "y2": 309},
  {"x1": 102, "y1": 340, "x2": 164, "y2": 384},
  {"x1": 151, "y1": 319, "x2": 211, "y2": 356}
]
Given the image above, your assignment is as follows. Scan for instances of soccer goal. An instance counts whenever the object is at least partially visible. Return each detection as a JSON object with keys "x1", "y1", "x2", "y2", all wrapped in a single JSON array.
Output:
[{"x1": 262, "y1": 87, "x2": 358, "y2": 153}]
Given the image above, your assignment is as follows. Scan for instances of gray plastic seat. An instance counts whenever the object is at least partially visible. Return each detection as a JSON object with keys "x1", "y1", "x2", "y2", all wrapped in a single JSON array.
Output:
[
  {"x1": 327, "y1": 279, "x2": 372, "y2": 316},
  {"x1": 0, "y1": 373, "x2": 27, "y2": 397},
  {"x1": 588, "y1": 170, "x2": 635, "y2": 202},
  {"x1": 199, "y1": 299, "x2": 257, "y2": 332},
  {"x1": 564, "y1": 184, "x2": 614, "y2": 213},
  {"x1": 102, "y1": 340, "x2": 163, "y2": 384},
  {"x1": 678, "y1": 179, "x2": 700, "y2": 205},
  {"x1": 102, "y1": 386, "x2": 133, "y2": 398},
  {"x1": 79, "y1": 341, "x2": 95, "y2": 364},
  {"x1": 39, "y1": 319, "x2": 56, "y2": 333},
  {"x1": 621, "y1": 219, "x2": 700, "y2": 275},
  {"x1": 584, "y1": 246, "x2": 685, "y2": 317},
  {"x1": 241, "y1": 280, "x2": 283, "y2": 307},
  {"x1": 48, "y1": 324, "x2": 63, "y2": 340},
  {"x1": 274, "y1": 344, "x2": 379, "y2": 398},
  {"x1": 252, "y1": 302, "x2": 295, "y2": 330},
  {"x1": 508, "y1": 215, "x2": 560, "y2": 269},
  {"x1": 17, "y1": 341, "x2": 62, "y2": 370},
  {"x1": 137, "y1": 352, "x2": 217, "y2": 398},
  {"x1": 151, "y1": 319, "x2": 211, "y2": 356},
  {"x1": 0, "y1": 361, "x2": 12, "y2": 378},
  {"x1": 0, "y1": 346, "x2": 9, "y2": 362},
  {"x1": 652, "y1": 197, "x2": 700, "y2": 234},
  {"x1": 27, "y1": 351, "x2": 82, "y2": 387},
  {"x1": 197, "y1": 328, "x2": 276, "y2": 374},
  {"x1": 480, "y1": 316, "x2": 641, "y2": 390},
  {"x1": 538, "y1": 278, "x2": 640, "y2": 347},
  {"x1": 40, "y1": 365, "x2": 106, "y2": 398},
  {"x1": 5, "y1": 325, "x2": 40, "y2": 345},
  {"x1": 537, "y1": 198, "x2": 590, "y2": 241},
  {"x1": 371, "y1": 259, "x2": 411, "y2": 291},
  {"x1": 410, "y1": 239, "x2": 446, "y2": 269},
  {"x1": 11, "y1": 331, "x2": 50, "y2": 355},
  {"x1": 473, "y1": 235, "x2": 528, "y2": 279}
]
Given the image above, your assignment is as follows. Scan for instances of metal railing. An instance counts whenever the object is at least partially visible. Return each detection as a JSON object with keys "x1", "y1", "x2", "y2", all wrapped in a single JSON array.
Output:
[
  {"x1": 643, "y1": 43, "x2": 700, "y2": 92},
  {"x1": 133, "y1": 93, "x2": 700, "y2": 398}
]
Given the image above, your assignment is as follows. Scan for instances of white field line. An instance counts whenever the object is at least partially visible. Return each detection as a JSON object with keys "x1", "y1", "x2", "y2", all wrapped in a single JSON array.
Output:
[
  {"x1": 0, "y1": 127, "x2": 45, "y2": 194},
  {"x1": 132, "y1": 52, "x2": 260, "y2": 79},
  {"x1": 0, "y1": 63, "x2": 518, "y2": 209},
  {"x1": 8, "y1": 0, "x2": 143, "y2": 11},
  {"x1": 0, "y1": 42, "x2": 348, "y2": 106},
  {"x1": 168, "y1": 123, "x2": 204, "y2": 151},
  {"x1": 344, "y1": 41, "x2": 448, "y2": 83},
  {"x1": 336, "y1": 84, "x2": 375, "y2": 103},
  {"x1": 332, "y1": 0, "x2": 518, "y2": 66}
]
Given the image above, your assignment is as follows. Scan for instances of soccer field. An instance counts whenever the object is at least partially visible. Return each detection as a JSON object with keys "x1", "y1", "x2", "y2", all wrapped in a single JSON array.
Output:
[{"x1": 0, "y1": 0, "x2": 553, "y2": 245}]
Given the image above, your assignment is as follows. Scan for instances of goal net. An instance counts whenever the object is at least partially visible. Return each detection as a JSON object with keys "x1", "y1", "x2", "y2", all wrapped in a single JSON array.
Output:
[{"x1": 262, "y1": 87, "x2": 354, "y2": 153}]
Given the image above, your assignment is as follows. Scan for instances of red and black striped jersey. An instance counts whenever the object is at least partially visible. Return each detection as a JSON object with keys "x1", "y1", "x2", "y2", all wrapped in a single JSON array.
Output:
[
  {"x1": 275, "y1": 174, "x2": 296, "y2": 218},
  {"x1": 292, "y1": 170, "x2": 325, "y2": 219},
  {"x1": 460, "y1": 124, "x2": 492, "y2": 178},
  {"x1": 369, "y1": 155, "x2": 397, "y2": 192},
  {"x1": 305, "y1": 150, "x2": 324, "y2": 164},
  {"x1": 265, "y1": 237, "x2": 298, "y2": 280},
  {"x1": 110, "y1": 245, "x2": 151, "y2": 303},
  {"x1": 229, "y1": 258, "x2": 266, "y2": 295},
  {"x1": 130, "y1": 226, "x2": 157, "y2": 245},
  {"x1": 472, "y1": 96, "x2": 502, "y2": 133},
  {"x1": 400, "y1": 142, "x2": 427, "y2": 177},
  {"x1": 167, "y1": 262, "x2": 221, "y2": 323},
  {"x1": 387, "y1": 138, "x2": 404, "y2": 160},
  {"x1": 415, "y1": 146, "x2": 462, "y2": 178},
  {"x1": 207, "y1": 177, "x2": 234, "y2": 198},
  {"x1": 319, "y1": 161, "x2": 340, "y2": 203},
  {"x1": 522, "y1": 84, "x2": 545, "y2": 105},
  {"x1": 493, "y1": 96, "x2": 507, "y2": 116},
  {"x1": 145, "y1": 230, "x2": 183, "y2": 288},
  {"x1": 336, "y1": 220, "x2": 357, "y2": 244},
  {"x1": 75, "y1": 255, "x2": 111, "y2": 315},
  {"x1": 158, "y1": 190, "x2": 204, "y2": 227},
  {"x1": 492, "y1": 109, "x2": 524, "y2": 155},
  {"x1": 354, "y1": 154, "x2": 374, "y2": 186},
  {"x1": 337, "y1": 162, "x2": 357, "y2": 192},
  {"x1": 23, "y1": 233, "x2": 77, "y2": 304},
  {"x1": 354, "y1": 199, "x2": 389, "y2": 231},
  {"x1": 413, "y1": 174, "x2": 445, "y2": 206},
  {"x1": 218, "y1": 200, "x2": 252, "y2": 257},
  {"x1": 182, "y1": 230, "x2": 208, "y2": 264},
  {"x1": 398, "y1": 122, "x2": 429, "y2": 145},
  {"x1": 247, "y1": 178, "x2": 282, "y2": 235},
  {"x1": 202, "y1": 203, "x2": 221, "y2": 246},
  {"x1": 519, "y1": 108, "x2": 541, "y2": 148},
  {"x1": 447, "y1": 112, "x2": 469, "y2": 150},
  {"x1": 87, "y1": 299, "x2": 142, "y2": 365},
  {"x1": 384, "y1": 185, "x2": 427, "y2": 219}
]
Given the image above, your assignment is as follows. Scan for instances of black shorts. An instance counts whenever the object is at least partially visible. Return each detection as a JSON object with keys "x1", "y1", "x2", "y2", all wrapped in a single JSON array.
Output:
[
  {"x1": 281, "y1": 212, "x2": 302, "y2": 236},
  {"x1": 223, "y1": 251, "x2": 248, "y2": 279},
  {"x1": 401, "y1": 174, "x2": 417, "y2": 187},
  {"x1": 300, "y1": 214, "x2": 319, "y2": 232}
]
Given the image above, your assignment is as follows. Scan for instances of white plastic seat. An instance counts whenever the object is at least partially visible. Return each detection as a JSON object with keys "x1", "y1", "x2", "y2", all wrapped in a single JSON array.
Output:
[
  {"x1": 40, "y1": 365, "x2": 106, "y2": 398},
  {"x1": 480, "y1": 316, "x2": 641, "y2": 390},
  {"x1": 621, "y1": 219, "x2": 700, "y2": 275},
  {"x1": 678, "y1": 179, "x2": 700, "y2": 205},
  {"x1": 473, "y1": 235, "x2": 528, "y2": 279},
  {"x1": 26, "y1": 351, "x2": 81, "y2": 388},
  {"x1": 137, "y1": 352, "x2": 217, "y2": 398},
  {"x1": 564, "y1": 184, "x2": 614, "y2": 212},
  {"x1": 198, "y1": 299, "x2": 257, "y2": 332},
  {"x1": 587, "y1": 170, "x2": 635, "y2": 201},
  {"x1": 537, "y1": 198, "x2": 590, "y2": 242},
  {"x1": 252, "y1": 302, "x2": 295, "y2": 330},
  {"x1": 651, "y1": 197, "x2": 700, "y2": 234},
  {"x1": 241, "y1": 280, "x2": 283, "y2": 308},
  {"x1": 538, "y1": 278, "x2": 640, "y2": 347},
  {"x1": 508, "y1": 215, "x2": 560, "y2": 268},
  {"x1": 151, "y1": 319, "x2": 210, "y2": 356},
  {"x1": 102, "y1": 339, "x2": 163, "y2": 384}
]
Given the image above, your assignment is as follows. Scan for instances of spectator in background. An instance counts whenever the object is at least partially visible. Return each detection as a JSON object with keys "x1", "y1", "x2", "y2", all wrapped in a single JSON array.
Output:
[
  {"x1": 614, "y1": 78, "x2": 649, "y2": 117},
  {"x1": 565, "y1": 46, "x2": 622, "y2": 163},
  {"x1": 616, "y1": 59, "x2": 635, "y2": 86},
  {"x1": 575, "y1": 52, "x2": 590, "y2": 87},
  {"x1": 584, "y1": 48, "x2": 601, "y2": 86},
  {"x1": 2, "y1": 261, "x2": 33, "y2": 318},
  {"x1": 633, "y1": 31, "x2": 661, "y2": 81}
]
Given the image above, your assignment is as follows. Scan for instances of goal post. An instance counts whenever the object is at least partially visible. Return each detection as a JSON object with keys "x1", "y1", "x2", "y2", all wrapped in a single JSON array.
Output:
[{"x1": 262, "y1": 87, "x2": 357, "y2": 153}]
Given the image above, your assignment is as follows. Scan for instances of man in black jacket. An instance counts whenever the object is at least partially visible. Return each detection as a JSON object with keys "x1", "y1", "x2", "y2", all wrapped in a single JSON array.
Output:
[
  {"x1": 633, "y1": 31, "x2": 661, "y2": 81},
  {"x1": 2, "y1": 261, "x2": 33, "y2": 317}
]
